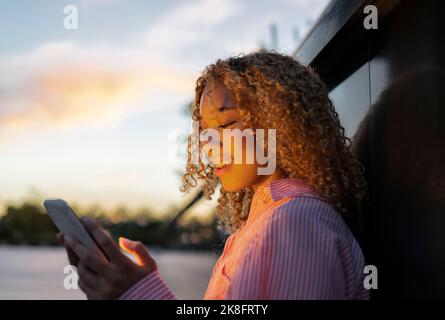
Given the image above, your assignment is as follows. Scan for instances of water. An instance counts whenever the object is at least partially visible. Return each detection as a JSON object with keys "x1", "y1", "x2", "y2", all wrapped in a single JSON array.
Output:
[{"x1": 0, "y1": 246, "x2": 218, "y2": 300}]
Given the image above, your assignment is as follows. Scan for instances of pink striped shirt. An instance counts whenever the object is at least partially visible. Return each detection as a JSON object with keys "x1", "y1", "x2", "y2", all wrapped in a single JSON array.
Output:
[{"x1": 119, "y1": 178, "x2": 369, "y2": 300}]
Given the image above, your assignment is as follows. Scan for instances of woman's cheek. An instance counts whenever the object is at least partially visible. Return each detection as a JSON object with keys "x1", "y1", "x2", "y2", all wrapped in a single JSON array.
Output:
[
  {"x1": 219, "y1": 163, "x2": 258, "y2": 192},
  {"x1": 218, "y1": 131, "x2": 260, "y2": 191}
]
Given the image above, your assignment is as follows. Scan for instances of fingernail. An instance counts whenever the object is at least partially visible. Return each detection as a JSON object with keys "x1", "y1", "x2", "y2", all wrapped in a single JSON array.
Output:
[{"x1": 119, "y1": 237, "x2": 129, "y2": 247}]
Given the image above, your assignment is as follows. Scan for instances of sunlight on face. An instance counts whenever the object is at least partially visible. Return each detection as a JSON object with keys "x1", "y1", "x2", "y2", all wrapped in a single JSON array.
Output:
[{"x1": 199, "y1": 80, "x2": 273, "y2": 192}]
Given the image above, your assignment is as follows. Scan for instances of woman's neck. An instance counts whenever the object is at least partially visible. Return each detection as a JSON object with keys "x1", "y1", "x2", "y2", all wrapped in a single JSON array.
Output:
[{"x1": 251, "y1": 169, "x2": 282, "y2": 193}]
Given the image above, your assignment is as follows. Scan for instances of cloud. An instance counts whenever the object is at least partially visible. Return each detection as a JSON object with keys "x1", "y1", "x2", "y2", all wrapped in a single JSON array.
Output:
[
  {"x1": 0, "y1": 0, "x2": 244, "y2": 132},
  {"x1": 0, "y1": 0, "x2": 329, "y2": 133},
  {"x1": 0, "y1": 41, "x2": 194, "y2": 130},
  {"x1": 280, "y1": 0, "x2": 329, "y2": 12},
  {"x1": 143, "y1": 0, "x2": 244, "y2": 53}
]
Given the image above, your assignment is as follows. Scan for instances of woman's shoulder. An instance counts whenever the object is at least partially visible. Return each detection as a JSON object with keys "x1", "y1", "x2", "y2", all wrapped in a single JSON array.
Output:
[
  {"x1": 252, "y1": 195, "x2": 366, "y2": 274},
  {"x1": 265, "y1": 178, "x2": 352, "y2": 238},
  {"x1": 274, "y1": 195, "x2": 345, "y2": 227},
  {"x1": 256, "y1": 194, "x2": 356, "y2": 250}
]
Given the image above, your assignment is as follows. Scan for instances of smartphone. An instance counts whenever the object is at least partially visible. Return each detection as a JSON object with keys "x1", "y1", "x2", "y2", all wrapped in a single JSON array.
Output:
[{"x1": 44, "y1": 199, "x2": 107, "y2": 261}]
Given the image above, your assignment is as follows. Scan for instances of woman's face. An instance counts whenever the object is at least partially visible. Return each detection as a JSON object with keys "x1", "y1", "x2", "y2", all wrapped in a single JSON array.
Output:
[{"x1": 199, "y1": 81, "x2": 272, "y2": 192}]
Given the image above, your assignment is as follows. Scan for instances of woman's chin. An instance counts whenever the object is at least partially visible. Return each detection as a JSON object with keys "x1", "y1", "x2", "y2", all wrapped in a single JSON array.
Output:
[
  {"x1": 218, "y1": 164, "x2": 260, "y2": 192},
  {"x1": 219, "y1": 176, "x2": 255, "y2": 192},
  {"x1": 220, "y1": 183, "x2": 243, "y2": 192}
]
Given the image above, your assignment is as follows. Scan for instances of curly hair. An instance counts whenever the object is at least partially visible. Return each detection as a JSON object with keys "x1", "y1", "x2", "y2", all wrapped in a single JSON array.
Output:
[{"x1": 181, "y1": 50, "x2": 367, "y2": 235}]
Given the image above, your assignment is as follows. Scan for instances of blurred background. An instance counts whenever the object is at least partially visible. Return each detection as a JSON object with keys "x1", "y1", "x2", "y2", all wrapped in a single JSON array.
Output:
[{"x1": 0, "y1": 0, "x2": 330, "y2": 299}]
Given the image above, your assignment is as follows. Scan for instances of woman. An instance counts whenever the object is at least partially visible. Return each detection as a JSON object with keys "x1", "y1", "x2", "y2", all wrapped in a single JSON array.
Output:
[{"x1": 58, "y1": 50, "x2": 369, "y2": 300}]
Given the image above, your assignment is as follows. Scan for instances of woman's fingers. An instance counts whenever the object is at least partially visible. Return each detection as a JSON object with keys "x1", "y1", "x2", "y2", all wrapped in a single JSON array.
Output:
[
  {"x1": 77, "y1": 262, "x2": 101, "y2": 289},
  {"x1": 119, "y1": 237, "x2": 156, "y2": 270},
  {"x1": 80, "y1": 216, "x2": 126, "y2": 264},
  {"x1": 78, "y1": 278, "x2": 100, "y2": 300},
  {"x1": 65, "y1": 244, "x2": 80, "y2": 267},
  {"x1": 56, "y1": 232, "x2": 64, "y2": 244},
  {"x1": 64, "y1": 235, "x2": 107, "y2": 274},
  {"x1": 57, "y1": 233, "x2": 80, "y2": 266}
]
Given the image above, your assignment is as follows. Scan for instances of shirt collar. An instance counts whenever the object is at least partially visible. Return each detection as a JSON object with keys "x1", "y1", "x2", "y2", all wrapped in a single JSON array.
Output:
[
  {"x1": 269, "y1": 177, "x2": 315, "y2": 201},
  {"x1": 251, "y1": 177, "x2": 315, "y2": 207},
  {"x1": 245, "y1": 177, "x2": 317, "y2": 226}
]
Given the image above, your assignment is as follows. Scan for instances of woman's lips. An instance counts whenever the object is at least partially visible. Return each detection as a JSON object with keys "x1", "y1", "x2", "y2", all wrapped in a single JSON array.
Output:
[{"x1": 215, "y1": 164, "x2": 232, "y2": 176}]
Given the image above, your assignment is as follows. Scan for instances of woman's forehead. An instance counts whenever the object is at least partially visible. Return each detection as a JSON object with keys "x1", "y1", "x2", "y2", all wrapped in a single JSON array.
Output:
[{"x1": 200, "y1": 81, "x2": 235, "y2": 111}]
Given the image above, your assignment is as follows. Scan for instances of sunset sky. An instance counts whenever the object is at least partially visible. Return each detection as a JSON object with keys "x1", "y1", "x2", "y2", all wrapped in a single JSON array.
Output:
[{"x1": 0, "y1": 0, "x2": 329, "y2": 215}]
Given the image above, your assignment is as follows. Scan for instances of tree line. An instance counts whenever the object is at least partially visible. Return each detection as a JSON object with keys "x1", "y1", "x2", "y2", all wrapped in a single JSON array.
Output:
[{"x1": 0, "y1": 201, "x2": 225, "y2": 252}]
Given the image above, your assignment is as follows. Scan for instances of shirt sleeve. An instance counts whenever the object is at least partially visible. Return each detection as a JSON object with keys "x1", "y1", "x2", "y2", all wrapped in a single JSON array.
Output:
[
  {"x1": 226, "y1": 197, "x2": 366, "y2": 300},
  {"x1": 119, "y1": 270, "x2": 176, "y2": 300}
]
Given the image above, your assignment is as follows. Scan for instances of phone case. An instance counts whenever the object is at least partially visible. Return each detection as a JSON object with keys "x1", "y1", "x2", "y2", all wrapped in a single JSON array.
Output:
[{"x1": 44, "y1": 199, "x2": 102, "y2": 254}]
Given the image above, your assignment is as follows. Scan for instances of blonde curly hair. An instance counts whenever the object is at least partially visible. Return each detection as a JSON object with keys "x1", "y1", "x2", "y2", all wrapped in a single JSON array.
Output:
[{"x1": 181, "y1": 50, "x2": 367, "y2": 235}]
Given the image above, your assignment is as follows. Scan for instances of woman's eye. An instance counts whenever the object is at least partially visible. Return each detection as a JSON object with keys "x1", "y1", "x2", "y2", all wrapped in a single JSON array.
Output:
[{"x1": 219, "y1": 120, "x2": 237, "y2": 128}]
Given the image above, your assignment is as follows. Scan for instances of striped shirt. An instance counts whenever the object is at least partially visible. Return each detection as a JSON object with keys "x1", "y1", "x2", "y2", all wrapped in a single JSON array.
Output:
[{"x1": 119, "y1": 178, "x2": 369, "y2": 300}]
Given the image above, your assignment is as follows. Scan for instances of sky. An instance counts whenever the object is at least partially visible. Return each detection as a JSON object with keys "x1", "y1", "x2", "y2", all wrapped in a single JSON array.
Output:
[{"x1": 0, "y1": 0, "x2": 329, "y2": 215}]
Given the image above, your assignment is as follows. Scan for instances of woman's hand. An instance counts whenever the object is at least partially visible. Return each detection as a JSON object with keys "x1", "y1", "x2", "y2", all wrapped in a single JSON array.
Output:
[{"x1": 56, "y1": 216, "x2": 156, "y2": 300}]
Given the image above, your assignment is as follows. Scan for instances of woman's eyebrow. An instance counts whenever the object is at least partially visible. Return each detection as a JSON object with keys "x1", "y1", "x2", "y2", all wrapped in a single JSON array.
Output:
[{"x1": 218, "y1": 104, "x2": 234, "y2": 111}]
